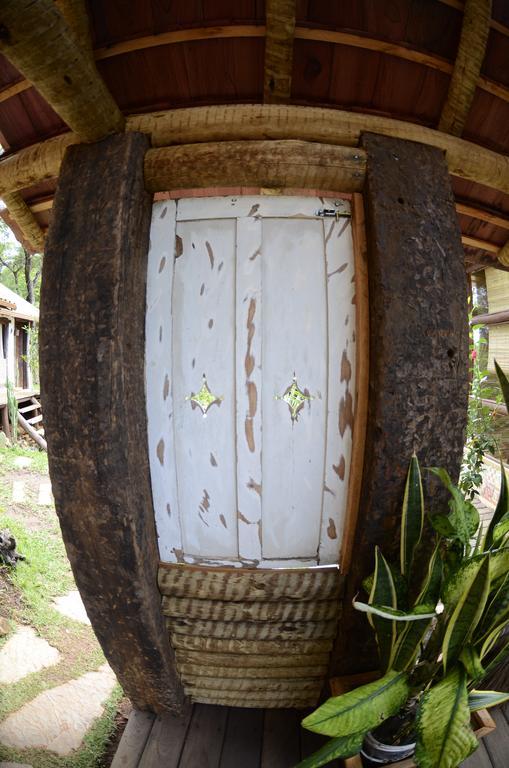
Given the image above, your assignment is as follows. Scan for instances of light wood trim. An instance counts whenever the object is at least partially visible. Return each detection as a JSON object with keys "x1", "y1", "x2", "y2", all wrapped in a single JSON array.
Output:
[
  {"x1": 264, "y1": 0, "x2": 296, "y2": 103},
  {"x1": 456, "y1": 202, "x2": 509, "y2": 229},
  {"x1": 438, "y1": 0, "x2": 492, "y2": 136},
  {"x1": 94, "y1": 25, "x2": 264, "y2": 60},
  {"x1": 3, "y1": 105, "x2": 509, "y2": 198},
  {"x1": 144, "y1": 140, "x2": 366, "y2": 194},
  {"x1": 163, "y1": 595, "x2": 338, "y2": 622},
  {"x1": 29, "y1": 199, "x2": 53, "y2": 213},
  {"x1": 0, "y1": 0, "x2": 124, "y2": 142},
  {"x1": 2, "y1": 191, "x2": 45, "y2": 252},
  {"x1": 341, "y1": 194, "x2": 369, "y2": 575},
  {"x1": 0, "y1": 79, "x2": 31, "y2": 104},
  {"x1": 462, "y1": 234, "x2": 499, "y2": 253}
]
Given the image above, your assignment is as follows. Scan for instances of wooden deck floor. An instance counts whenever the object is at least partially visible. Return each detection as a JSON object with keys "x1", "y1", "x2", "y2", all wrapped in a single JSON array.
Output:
[{"x1": 111, "y1": 702, "x2": 509, "y2": 768}]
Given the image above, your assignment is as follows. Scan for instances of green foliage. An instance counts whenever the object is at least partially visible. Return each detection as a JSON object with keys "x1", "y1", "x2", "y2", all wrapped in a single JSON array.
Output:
[
  {"x1": 459, "y1": 336, "x2": 499, "y2": 501},
  {"x1": 0, "y1": 219, "x2": 42, "y2": 305},
  {"x1": 299, "y1": 409, "x2": 509, "y2": 768}
]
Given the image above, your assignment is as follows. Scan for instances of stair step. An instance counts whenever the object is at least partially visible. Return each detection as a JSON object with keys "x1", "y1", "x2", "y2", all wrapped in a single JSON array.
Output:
[
  {"x1": 27, "y1": 414, "x2": 43, "y2": 425},
  {"x1": 19, "y1": 403, "x2": 39, "y2": 414}
]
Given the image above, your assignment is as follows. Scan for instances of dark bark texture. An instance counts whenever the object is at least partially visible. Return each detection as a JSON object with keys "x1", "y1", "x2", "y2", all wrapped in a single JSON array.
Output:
[
  {"x1": 332, "y1": 132, "x2": 469, "y2": 674},
  {"x1": 39, "y1": 132, "x2": 186, "y2": 713}
]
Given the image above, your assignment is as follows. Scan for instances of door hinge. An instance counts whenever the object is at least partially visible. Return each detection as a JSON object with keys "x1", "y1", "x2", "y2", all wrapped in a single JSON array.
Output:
[{"x1": 315, "y1": 201, "x2": 351, "y2": 220}]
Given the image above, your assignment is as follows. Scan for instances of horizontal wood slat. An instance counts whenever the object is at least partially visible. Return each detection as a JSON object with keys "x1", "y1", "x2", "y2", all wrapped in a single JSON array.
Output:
[
  {"x1": 182, "y1": 676, "x2": 321, "y2": 693},
  {"x1": 158, "y1": 563, "x2": 341, "y2": 602},
  {"x1": 179, "y1": 664, "x2": 327, "y2": 680},
  {"x1": 163, "y1": 596, "x2": 337, "y2": 622},
  {"x1": 189, "y1": 692, "x2": 316, "y2": 708},
  {"x1": 171, "y1": 635, "x2": 334, "y2": 655},
  {"x1": 161, "y1": 563, "x2": 340, "y2": 707},
  {"x1": 170, "y1": 617, "x2": 337, "y2": 641},
  {"x1": 176, "y1": 650, "x2": 329, "y2": 668}
]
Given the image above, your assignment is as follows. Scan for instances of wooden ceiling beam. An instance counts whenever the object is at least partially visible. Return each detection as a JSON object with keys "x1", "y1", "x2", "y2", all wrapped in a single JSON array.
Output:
[
  {"x1": 263, "y1": 0, "x2": 296, "y2": 103},
  {"x1": 1, "y1": 105, "x2": 509, "y2": 197},
  {"x1": 2, "y1": 191, "x2": 45, "y2": 253},
  {"x1": 2, "y1": 24, "x2": 509, "y2": 108},
  {"x1": 0, "y1": 0, "x2": 124, "y2": 142},
  {"x1": 438, "y1": 0, "x2": 492, "y2": 136}
]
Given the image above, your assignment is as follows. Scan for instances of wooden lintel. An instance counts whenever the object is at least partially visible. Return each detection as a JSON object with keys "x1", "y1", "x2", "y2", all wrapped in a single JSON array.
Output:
[
  {"x1": 0, "y1": 0, "x2": 124, "y2": 142},
  {"x1": 264, "y1": 0, "x2": 296, "y2": 103},
  {"x1": 438, "y1": 0, "x2": 492, "y2": 136},
  {"x1": 456, "y1": 201, "x2": 509, "y2": 230},
  {"x1": 144, "y1": 140, "x2": 366, "y2": 193},
  {"x1": 2, "y1": 191, "x2": 45, "y2": 253}
]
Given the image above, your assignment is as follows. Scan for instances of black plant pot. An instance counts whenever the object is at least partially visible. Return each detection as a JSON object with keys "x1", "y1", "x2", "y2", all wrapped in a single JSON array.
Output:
[{"x1": 360, "y1": 729, "x2": 416, "y2": 766}]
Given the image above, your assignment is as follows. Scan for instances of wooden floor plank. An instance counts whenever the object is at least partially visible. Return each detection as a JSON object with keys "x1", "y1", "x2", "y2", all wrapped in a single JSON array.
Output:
[
  {"x1": 111, "y1": 710, "x2": 155, "y2": 768},
  {"x1": 178, "y1": 704, "x2": 229, "y2": 768},
  {"x1": 219, "y1": 707, "x2": 264, "y2": 768},
  {"x1": 261, "y1": 709, "x2": 301, "y2": 768},
  {"x1": 483, "y1": 708, "x2": 509, "y2": 767},
  {"x1": 138, "y1": 708, "x2": 193, "y2": 768},
  {"x1": 460, "y1": 739, "x2": 495, "y2": 768}
]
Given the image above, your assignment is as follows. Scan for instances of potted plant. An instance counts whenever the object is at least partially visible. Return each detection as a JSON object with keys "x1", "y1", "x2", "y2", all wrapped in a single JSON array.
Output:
[{"x1": 296, "y1": 362, "x2": 509, "y2": 768}]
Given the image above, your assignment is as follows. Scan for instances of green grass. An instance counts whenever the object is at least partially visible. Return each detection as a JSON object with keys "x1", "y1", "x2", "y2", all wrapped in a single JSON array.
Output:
[
  {"x1": 0, "y1": 451, "x2": 122, "y2": 768},
  {"x1": 0, "y1": 442, "x2": 48, "y2": 475}
]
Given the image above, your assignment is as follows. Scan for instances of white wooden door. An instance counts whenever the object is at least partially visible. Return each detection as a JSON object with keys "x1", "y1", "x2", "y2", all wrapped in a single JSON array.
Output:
[{"x1": 146, "y1": 196, "x2": 356, "y2": 568}]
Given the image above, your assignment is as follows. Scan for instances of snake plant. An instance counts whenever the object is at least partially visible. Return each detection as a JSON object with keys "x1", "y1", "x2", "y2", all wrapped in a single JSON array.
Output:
[{"x1": 297, "y1": 362, "x2": 509, "y2": 768}]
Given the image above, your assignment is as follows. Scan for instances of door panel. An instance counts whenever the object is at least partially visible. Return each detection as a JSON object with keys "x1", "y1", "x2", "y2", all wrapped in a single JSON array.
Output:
[
  {"x1": 147, "y1": 196, "x2": 356, "y2": 568},
  {"x1": 261, "y1": 218, "x2": 328, "y2": 560},
  {"x1": 172, "y1": 219, "x2": 238, "y2": 559}
]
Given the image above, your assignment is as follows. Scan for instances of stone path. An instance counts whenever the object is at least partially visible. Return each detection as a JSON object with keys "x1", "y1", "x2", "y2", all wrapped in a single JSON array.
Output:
[
  {"x1": 0, "y1": 664, "x2": 116, "y2": 756},
  {"x1": 10, "y1": 479, "x2": 54, "y2": 507},
  {"x1": 0, "y1": 626, "x2": 60, "y2": 684},
  {"x1": 53, "y1": 590, "x2": 91, "y2": 625}
]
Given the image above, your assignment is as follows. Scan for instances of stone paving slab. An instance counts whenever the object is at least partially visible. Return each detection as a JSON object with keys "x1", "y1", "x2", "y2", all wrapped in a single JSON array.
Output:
[
  {"x1": 13, "y1": 456, "x2": 32, "y2": 469},
  {"x1": 53, "y1": 591, "x2": 91, "y2": 625},
  {"x1": 0, "y1": 626, "x2": 60, "y2": 684},
  {"x1": 0, "y1": 664, "x2": 116, "y2": 756},
  {"x1": 37, "y1": 483, "x2": 53, "y2": 506},
  {"x1": 11, "y1": 481, "x2": 25, "y2": 504}
]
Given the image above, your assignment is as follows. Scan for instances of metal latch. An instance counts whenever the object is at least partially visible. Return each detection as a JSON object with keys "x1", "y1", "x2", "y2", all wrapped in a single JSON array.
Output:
[{"x1": 315, "y1": 201, "x2": 351, "y2": 220}]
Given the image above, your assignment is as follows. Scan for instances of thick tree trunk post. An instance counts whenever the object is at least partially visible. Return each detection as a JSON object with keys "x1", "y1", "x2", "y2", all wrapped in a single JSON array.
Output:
[
  {"x1": 332, "y1": 133, "x2": 469, "y2": 675},
  {"x1": 40, "y1": 133, "x2": 186, "y2": 713}
]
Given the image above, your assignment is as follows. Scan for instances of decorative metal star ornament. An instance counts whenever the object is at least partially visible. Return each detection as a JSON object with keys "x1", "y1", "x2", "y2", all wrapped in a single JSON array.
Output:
[
  {"x1": 186, "y1": 374, "x2": 223, "y2": 417},
  {"x1": 276, "y1": 375, "x2": 313, "y2": 422}
]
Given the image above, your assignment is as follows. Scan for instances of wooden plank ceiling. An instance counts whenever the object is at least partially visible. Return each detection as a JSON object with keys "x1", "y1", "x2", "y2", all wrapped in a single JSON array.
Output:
[{"x1": 0, "y1": 0, "x2": 509, "y2": 271}]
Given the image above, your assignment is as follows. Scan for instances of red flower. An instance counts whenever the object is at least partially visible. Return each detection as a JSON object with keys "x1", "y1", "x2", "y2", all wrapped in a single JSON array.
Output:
[{"x1": 471, "y1": 349, "x2": 477, "y2": 361}]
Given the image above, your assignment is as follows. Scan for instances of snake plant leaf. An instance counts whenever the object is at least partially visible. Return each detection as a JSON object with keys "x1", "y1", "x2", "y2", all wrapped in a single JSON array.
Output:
[
  {"x1": 442, "y1": 556, "x2": 490, "y2": 673},
  {"x1": 479, "y1": 622, "x2": 506, "y2": 661},
  {"x1": 481, "y1": 639, "x2": 509, "y2": 679},
  {"x1": 495, "y1": 360, "x2": 509, "y2": 412},
  {"x1": 400, "y1": 454, "x2": 424, "y2": 577},
  {"x1": 301, "y1": 670, "x2": 409, "y2": 738},
  {"x1": 295, "y1": 731, "x2": 365, "y2": 768},
  {"x1": 392, "y1": 544, "x2": 443, "y2": 672},
  {"x1": 459, "y1": 645, "x2": 485, "y2": 681},
  {"x1": 475, "y1": 572, "x2": 509, "y2": 645},
  {"x1": 443, "y1": 558, "x2": 483, "y2": 611},
  {"x1": 415, "y1": 668, "x2": 478, "y2": 768},
  {"x1": 369, "y1": 547, "x2": 398, "y2": 671},
  {"x1": 487, "y1": 547, "x2": 509, "y2": 583},
  {"x1": 353, "y1": 601, "x2": 436, "y2": 622},
  {"x1": 484, "y1": 457, "x2": 509, "y2": 550},
  {"x1": 493, "y1": 515, "x2": 509, "y2": 547},
  {"x1": 468, "y1": 690, "x2": 509, "y2": 712},
  {"x1": 429, "y1": 468, "x2": 479, "y2": 545}
]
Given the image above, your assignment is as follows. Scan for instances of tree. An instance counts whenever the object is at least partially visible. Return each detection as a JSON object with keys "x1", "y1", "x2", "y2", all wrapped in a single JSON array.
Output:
[{"x1": 0, "y1": 220, "x2": 42, "y2": 305}]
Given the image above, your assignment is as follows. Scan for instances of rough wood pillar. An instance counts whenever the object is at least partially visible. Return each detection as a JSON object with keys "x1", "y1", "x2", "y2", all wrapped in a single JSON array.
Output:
[
  {"x1": 40, "y1": 133, "x2": 186, "y2": 713},
  {"x1": 332, "y1": 133, "x2": 469, "y2": 675}
]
